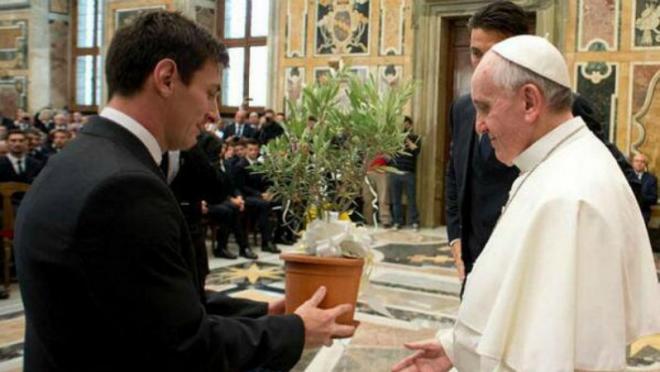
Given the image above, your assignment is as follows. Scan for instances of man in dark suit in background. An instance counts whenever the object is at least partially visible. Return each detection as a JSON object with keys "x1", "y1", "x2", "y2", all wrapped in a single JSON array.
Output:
[
  {"x1": 0, "y1": 130, "x2": 43, "y2": 184},
  {"x1": 223, "y1": 110, "x2": 257, "y2": 140},
  {"x1": 445, "y1": 1, "x2": 640, "y2": 292},
  {"x1": 234, "y1": 138, "x2": 284, "y2": 253},
  {"x1": 632, "y1": 153, "x2": 658, "y2": 225},
  {"x1": 15, "y1": 11, "x2": 353, "y2": 372}
]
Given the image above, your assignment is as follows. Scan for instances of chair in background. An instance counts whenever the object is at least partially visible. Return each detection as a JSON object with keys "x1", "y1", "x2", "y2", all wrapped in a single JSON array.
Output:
[{"x1": 0, "y1": 182, "x2": 30, "y2": 298}]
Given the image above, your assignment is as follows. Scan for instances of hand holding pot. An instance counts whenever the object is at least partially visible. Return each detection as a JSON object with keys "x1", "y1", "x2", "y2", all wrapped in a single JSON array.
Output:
[{"x1": 294, "y1": 286, "x2": 356, "y2": 348}]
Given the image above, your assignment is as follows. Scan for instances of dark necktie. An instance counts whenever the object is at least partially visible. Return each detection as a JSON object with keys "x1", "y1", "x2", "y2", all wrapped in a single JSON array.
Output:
[
  {"x1": 17, "y1": 158, "x2": 24, "y2": 175},
  {"x1": 160, "y1": 152, "x2": 169, "y2": 181},
  {"x1": 478, "y1": 134, "x2": 492, "y2": 160},
  {"x1": 237, "y1": 125, "x2": 243, "y2": 137}
]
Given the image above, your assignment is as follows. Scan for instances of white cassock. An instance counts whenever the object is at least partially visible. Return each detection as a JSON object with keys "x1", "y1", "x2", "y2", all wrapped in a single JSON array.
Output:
[{"x1": 438, "y1": 117, "x2": 660, "y2": 371}]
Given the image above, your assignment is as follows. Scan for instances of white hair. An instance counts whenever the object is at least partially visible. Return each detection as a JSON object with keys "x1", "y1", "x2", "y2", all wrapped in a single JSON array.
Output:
[{"x1": 489, "y1": 53, "x2": 573, "y2": 111}]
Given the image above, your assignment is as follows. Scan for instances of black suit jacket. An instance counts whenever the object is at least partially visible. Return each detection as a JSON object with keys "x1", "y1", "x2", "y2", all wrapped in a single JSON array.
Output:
[
  {"x1": 445, "y1": 93, "x2": 640, "y2": 274},
  {"x1": 223, "y1": 122, "x2": 257, "y2": 139},
  {"x1": 0, "y1": 155, "x2": 43, "y2": 183},
  {"x1": 15, "y1": 116, "x2": 304, "y2": 372},
  {"x1": 234, "y1": 158, "x2": 269, "y2": 198},
  {"x1": 640, "y1": 172, "x2": 658, "y2": 223}
]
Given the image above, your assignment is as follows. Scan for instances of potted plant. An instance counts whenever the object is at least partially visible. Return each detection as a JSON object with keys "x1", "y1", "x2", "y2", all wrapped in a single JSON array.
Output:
[{"x1": 250, "y1": 66, "x2": 415, "y2": 325}]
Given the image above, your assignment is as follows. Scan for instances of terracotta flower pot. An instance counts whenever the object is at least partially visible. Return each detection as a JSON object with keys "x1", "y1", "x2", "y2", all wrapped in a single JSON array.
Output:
[{"x1": 280, "y1": 253, "x2": 364, "y2": 325}]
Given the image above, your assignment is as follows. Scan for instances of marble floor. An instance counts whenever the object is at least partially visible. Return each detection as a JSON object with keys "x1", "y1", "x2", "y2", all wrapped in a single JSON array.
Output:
[{"x1": 1, "y1": 227, "x2": 659, "y2": 372}]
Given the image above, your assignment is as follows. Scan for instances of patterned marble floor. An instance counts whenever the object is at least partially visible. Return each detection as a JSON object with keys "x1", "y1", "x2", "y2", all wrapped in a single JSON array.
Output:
[{"x1": 0, "y1": 227, "x2": 659, "y2": 372}]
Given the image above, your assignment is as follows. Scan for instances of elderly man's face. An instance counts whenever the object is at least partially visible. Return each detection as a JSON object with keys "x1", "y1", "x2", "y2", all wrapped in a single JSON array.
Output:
[
  {"x1": 632, "y1": 154, "x2": 648, "y2": 173},
  {"x1": 472, "y1": 54, "x2": 530, "y2": 166}
]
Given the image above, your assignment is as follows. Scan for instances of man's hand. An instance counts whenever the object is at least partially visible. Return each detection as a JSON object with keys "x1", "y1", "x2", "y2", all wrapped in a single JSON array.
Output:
[
  {"x1": 261, "y1": 192, "x2": 274, "y2": 202},
  {"x1": 294, "y1": 286, "x2": 356, "y2": 348},
  {"x1": 450, "y1": 240, "x2": 465, "y2": 281},
  {"x1": 267, "y1": 298, "x2": 285, "y2": 315},
  {"x1": 391, "y1": 339, "x2": 453, "y2": 372}
]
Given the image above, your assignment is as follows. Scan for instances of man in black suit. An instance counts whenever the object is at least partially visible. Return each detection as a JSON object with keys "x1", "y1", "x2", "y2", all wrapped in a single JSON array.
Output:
[
  {"x1": 445, "y1": 1, "x2": 641, "y2": 290},
  {"x1": 223, "y1": 110, "x2": 256, "y2": 140},
  {"x1": 0, "y1": 130, "x2": 42, "y2": 299},
  {"x1": 234, "y1": 139, "x2": 284, "y2": 253},
  {"x1": 15, "y1": 11, "x2": 353, "y2": 372},
  {"x1": 258, "y1": 109, "x2": 285, "y2": 145},
  {"x1": 632, "y1": 153, "x2": 658, "y2": 224},
  {"x1": 0, "y1": 130, "x2": 43, "y2": 183}
]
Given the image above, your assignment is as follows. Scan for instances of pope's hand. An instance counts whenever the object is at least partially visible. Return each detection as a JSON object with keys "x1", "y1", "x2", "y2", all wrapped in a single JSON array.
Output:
[
  {"x1": 294, "y1": 286, "x2": 355, "y2": 348},
  {"x1": 391, "y1": 339, "x2": 453, "y2": 372}
]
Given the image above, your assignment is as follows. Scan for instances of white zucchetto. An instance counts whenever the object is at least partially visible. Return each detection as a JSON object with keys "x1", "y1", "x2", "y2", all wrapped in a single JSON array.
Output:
[{"x1": 491, "y1": 35, "x2": 571, "y2": 89}]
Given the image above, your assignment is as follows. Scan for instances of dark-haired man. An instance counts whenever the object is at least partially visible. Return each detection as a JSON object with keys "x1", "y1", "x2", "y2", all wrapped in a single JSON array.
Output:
[
  {"x1": 0, "y1": 130, "x2": 43, "y2": 184},
  {"x1": 444, "y1": 0, "x2": 639, "y2": 290},
  {"x1": 16, "y1": 11, "x2": 353, "y2": 372},
  {"x1": 258, "y1": 109, "x2": 285, "y2": 145}
]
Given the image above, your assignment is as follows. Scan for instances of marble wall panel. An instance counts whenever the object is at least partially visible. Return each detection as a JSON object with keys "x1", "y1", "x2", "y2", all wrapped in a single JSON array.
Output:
[
  {"x1": 0, "y1": 0, "x2": 29, "y2": 10},
  {"x1": 0, "y1": 75, "x2": 27, "y2": 117},
  {"x1": 631, "y1": 63, "x2": 660, "y2": 171},
  {"x1": 285, "y1": 0, "x2": 307, "y2": 58},
  {"x1": 576, "y1": 62, "x2": 618, "y2": 141},
  {"x1": 50, "y1": 0, "x2": 69, "y2": 14},
  {"x1": 578, "y1": 0, "x2": 618, "y2": 51},
  {"x1": 633, "y1": 0, "x2": 660, "y2": 49},
  {"x1": 114, "y1": 5, "x2": 166, "y2": 31},
  {"x1": 315, "y1": 0, "x2": 369, "y2": 55},
  {"x1": 284, "y1": 66, "x2": 304, "y2": 105},
  {"x1": 0, "y1": 19, "x2": 28, "y2": 70},
  {"x1": 49, "y1": 19, "x2": 68, "y2": 109},
  {"x1": 194, "y1": 5, "x2": 215, "y2": 35},
  {"x1": 378, "y1": 64, "x2": 402, "y2": 93},
  {"x1": 379, "y1": 0, "x2": 405, "y2": 55}
]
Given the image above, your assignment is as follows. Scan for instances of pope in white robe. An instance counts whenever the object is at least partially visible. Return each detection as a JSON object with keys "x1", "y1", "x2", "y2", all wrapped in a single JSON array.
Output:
[{"x1": 393, "y1": 35, "x2": 660, "y2": 372}]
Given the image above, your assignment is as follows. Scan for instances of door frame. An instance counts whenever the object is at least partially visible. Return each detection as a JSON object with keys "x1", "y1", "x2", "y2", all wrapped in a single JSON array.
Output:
[{"x1": 410, "y1": 0, "x2": 565, "y2": 227}]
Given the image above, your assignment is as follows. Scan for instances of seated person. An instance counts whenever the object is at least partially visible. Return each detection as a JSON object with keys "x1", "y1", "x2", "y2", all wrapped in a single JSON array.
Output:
[
  {"x1": 233, "y1": 139, "x2": 286, "y2": 253},
  {"x1": 205, "y1": 143, "x2": 257, "y2": 259}
]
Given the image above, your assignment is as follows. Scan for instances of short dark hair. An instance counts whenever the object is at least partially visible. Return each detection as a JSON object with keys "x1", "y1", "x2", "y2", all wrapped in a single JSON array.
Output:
[
  {"x1": 468, "y1": 1, "x2": 529, "y2": 37},
  {"x1": 52, "y1": 129, "x2": 70, "y2": 137},
  {"x1": 105, "y1": 11, "x2": 229, "y2": 98},
  {"x1": 264, "y1": 109, "x2": 275, "y2": 115},
  {"x1": 404, "y1": 115, "x2": 413, "y2": 125},
  {"x1": 7, "y1": 129, "x2": 26, "y2": 140},
  {"x1": 244, "y1": 138, "x2": 259, "y2": 147}
]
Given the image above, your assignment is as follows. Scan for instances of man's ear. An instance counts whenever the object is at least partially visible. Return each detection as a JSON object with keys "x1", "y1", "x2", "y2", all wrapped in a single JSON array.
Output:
[
  {"x1": 522, "y1": 83, "x2": 542, "y2": 123},
  {"x1": 152, "y1": 59, "x2": 178, "y2": 97}
]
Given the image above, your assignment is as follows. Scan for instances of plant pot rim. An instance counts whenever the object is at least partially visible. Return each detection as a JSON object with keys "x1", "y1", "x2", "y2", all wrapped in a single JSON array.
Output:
[{"x1": 280, "y1": 252, "x2": 364, "y2": 266}]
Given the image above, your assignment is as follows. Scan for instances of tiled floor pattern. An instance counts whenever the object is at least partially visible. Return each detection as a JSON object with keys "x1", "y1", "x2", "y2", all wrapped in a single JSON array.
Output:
[{"x1": 0, "y1": 227, "x2": 659, "y2": 371}]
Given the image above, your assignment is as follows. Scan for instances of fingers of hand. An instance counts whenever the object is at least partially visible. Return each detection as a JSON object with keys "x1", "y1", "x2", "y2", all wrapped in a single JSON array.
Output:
[
  {"x1": 306, "y1": 286, "x2": 327, "y2": 308},
  {"x1": 327, "y1": 303, "x2": 352, "y2": 319},
  {"x1": 391, "y1": 350, "x2": 424, "y2": 371},
  {"x1": 331, "y1": 323, "x2": 356, "y2": 338}
]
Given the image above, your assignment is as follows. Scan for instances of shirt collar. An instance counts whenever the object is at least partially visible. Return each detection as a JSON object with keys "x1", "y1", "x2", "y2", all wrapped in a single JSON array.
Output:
[
  {"x1": 513, "y1": 116, "x2": 586, "y2": 172},
  {"x1": 100, "y1": 107, "x2": 162, "y2": 165},
  {"x1": 6, "y1": 153, "x2": 25, "y2": 163}
]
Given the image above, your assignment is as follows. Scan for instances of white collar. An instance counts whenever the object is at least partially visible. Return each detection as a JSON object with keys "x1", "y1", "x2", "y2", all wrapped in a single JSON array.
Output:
[
  {"x1": 100, "y1": 107, "x2": 162, "y2": 165},
  {"x1": 6, "y1": 153, "x2": 25, "y2": 163},
  {"x1": 513, "y1": 116, "x2": 585, "y2": 172}
]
